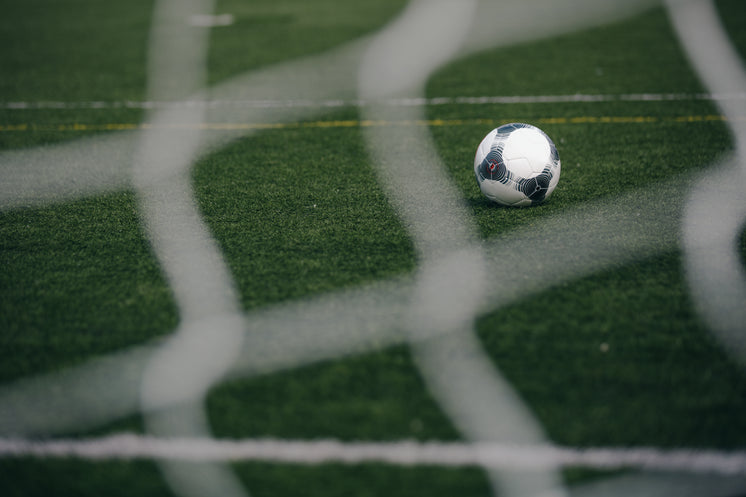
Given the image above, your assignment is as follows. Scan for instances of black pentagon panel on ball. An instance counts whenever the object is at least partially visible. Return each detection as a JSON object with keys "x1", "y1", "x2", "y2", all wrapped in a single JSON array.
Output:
[
  {"x1": 477, "y1": 148, "x2": 507, "y2": 182},
  {"x1": 495, "y1": 122, "x2": 530, "y2": 138},
  {"x1": 518, "y1": 173, "x2": 552, "y2": 203}
]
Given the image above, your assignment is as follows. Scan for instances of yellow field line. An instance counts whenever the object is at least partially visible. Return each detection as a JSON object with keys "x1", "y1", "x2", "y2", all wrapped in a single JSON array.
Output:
[{"x1": 0, "y1": 115, "x2": 732, "y2": 132}]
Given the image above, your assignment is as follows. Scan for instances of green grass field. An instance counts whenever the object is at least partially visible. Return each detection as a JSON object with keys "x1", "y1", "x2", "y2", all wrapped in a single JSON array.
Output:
[{"x1": 1, "y1": 0, "x2": 746, "y2": 496}]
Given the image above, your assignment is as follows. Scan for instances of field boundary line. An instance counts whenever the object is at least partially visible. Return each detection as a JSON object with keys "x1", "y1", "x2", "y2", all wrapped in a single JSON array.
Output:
[
  {"x1": 2, "y1": 92, "x2": 745, "y2": 110},
  {"x1": 1, "y1": 435, "x2": 745, "y2": 475}
]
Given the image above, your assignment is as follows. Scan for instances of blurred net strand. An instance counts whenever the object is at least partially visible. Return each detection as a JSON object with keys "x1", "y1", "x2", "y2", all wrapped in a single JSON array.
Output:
[
  {"x1": 666, "y1": 0, "x2": 746, "y2": 365},
  {"x1": 132, "y1": 0, "x2": 251, "y2": 497}
]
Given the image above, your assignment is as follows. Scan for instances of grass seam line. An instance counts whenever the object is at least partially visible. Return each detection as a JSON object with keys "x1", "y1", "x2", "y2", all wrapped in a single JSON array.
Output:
[{"x1": 0, "y1": 115, "x2": 736, "y2": 133}]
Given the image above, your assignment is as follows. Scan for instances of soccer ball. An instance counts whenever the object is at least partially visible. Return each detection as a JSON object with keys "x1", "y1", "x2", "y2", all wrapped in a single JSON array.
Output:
[{"x1": 474, "y1": 123, "x2": 561, "y2": 206}]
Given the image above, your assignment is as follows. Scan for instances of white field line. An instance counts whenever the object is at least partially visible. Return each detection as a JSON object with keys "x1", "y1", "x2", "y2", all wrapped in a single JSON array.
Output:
[
  {"x1": 1, "y1": 435, "x2": 745, "y2": 475},
  {"x1": 2, "y1": 92, "x2": 745, "y2": 110},
  {"x1": 189, "y1": 13, "x2": 234, "y2": 27}
]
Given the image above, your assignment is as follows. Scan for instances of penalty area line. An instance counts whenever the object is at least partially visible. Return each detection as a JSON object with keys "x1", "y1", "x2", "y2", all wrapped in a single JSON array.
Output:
[{"x1": 0, "y1": 435, "x2": 745, "y2": 475}]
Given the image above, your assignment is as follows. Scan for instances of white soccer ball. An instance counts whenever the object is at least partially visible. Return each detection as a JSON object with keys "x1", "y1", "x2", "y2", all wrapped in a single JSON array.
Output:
[{"x1": 474, "y1": 123, "x2": 561, "y2": 206}]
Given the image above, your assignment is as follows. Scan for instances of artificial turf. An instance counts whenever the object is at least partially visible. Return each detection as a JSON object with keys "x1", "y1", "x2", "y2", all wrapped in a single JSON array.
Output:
[{"x1": 1, "y1": 0, "x2": 745, "y2": 495}]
